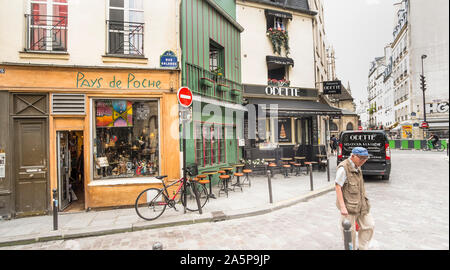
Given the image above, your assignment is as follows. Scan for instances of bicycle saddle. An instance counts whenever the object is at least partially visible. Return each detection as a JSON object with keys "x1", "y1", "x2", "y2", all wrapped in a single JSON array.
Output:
[{"x1": 155, "y1": 175, "x2": 168, "y2": 180}]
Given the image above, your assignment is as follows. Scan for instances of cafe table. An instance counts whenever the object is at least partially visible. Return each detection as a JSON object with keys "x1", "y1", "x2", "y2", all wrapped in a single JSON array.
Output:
[{"x1": 202, "y1": 170, "x2": 218, "y2": 199}]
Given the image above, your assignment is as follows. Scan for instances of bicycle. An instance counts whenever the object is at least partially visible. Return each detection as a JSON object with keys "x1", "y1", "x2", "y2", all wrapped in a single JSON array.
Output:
[
  {"x1": 134, "y1": 168, "x2": 209, "y2": 221},
  {"x1": 424, "y1": 140, "x2": 445, "y2": 152}
]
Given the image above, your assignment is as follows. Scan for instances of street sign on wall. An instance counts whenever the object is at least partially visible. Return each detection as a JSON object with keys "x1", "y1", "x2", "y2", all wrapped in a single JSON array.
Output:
[{"x1": 323, "y1": 80, "x2": 342, "y2": 95}]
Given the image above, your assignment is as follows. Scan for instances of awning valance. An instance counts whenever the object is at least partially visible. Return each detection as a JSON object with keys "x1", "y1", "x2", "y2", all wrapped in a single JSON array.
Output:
[
  {"x1": 265, "y1": 9, "x2": 293, "y2": 20},
  {"x1": 247, "y1": 98, "x2": 342, "y2": 116},
  {"x1": 266, "y1": 55, "x2": 294, "y2": 67}
]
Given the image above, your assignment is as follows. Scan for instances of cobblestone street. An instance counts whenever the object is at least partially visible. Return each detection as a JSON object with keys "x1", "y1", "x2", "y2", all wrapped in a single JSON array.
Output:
[{"x1": 2, "y1": 150, "x2": 448, "y2": 250}]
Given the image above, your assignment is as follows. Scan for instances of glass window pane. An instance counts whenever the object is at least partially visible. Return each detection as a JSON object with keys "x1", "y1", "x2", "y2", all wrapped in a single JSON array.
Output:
[
  {"x1": 130, "y1": 10, "x2": 144, "y2": 23},
  {"x1": 32, "y1": 3, "x2": 47, "y2": 25},
  {"x1": 130, "y1": 0, "x2": 143, "y2": 9},
  {"x1": 110, "y1": 9, "x2": 124, "y2": 21},
  {"x1": 53, "y1": 0, "x2": 68, "y2": 3},
  {"x1": 94, "y1": 100, "x2": 159, "y2": 180},
  {"x1": 110, "y1": 0, "x2": 124, "y2": 8}
]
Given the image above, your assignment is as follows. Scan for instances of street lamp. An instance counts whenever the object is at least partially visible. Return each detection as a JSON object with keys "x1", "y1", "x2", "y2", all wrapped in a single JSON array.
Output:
[{"x1": 420, "y1": 54, "x2": 427, "y2": 137}]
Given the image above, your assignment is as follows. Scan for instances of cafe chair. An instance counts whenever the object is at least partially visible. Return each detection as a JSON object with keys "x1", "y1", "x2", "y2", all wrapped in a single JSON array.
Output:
[{"x1": 218, "y1": 174, "x2": 231, "y2": 197}]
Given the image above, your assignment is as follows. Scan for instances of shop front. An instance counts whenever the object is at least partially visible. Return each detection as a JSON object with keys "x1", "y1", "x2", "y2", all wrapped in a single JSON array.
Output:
[
  {"x1": 0, "y1": 64, "x2": 180, "y2": 217},
  {"x1": 243, "y1": 84, "x2": 342, "y2": 165}
]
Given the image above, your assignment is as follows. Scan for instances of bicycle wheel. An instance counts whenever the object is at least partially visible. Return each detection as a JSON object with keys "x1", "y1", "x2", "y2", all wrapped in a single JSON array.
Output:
[
  {"x1": 135, "y1": 188, "x2": 167, "y2": 221},
  {"x1": 181, "y1": 183, "x2": 209, "y2": 212}
]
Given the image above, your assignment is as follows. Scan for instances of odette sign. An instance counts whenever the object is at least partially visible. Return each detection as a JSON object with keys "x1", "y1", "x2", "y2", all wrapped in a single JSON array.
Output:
[{"x1": 177, "y1": 87, "x2": 193, "y2": 107}]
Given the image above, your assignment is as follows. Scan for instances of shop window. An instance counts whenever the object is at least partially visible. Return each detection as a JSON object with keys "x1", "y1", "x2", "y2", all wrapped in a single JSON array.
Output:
[
  {"x1": 107, "y1": 0, "x2": 144, "y2": 55},
  {"x1": 26, "y1": 0, "x2": 68, "y2": 52},
  {"x1": 93, "y1": 99, "x2": 159, "y2": 180}
]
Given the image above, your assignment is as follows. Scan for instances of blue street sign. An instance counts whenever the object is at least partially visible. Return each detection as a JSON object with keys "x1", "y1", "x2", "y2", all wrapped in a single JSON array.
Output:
[{"x1": 160, "y1": 50, "x2": 178, "y2": 68}]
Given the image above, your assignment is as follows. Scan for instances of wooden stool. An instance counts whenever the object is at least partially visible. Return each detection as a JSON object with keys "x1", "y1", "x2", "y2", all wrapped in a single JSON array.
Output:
[
  {"x1": 232, "y1": 172, "x2": 244, "y2": 192},
  {"x1": 282, "y1": 164, "x2": 291, "y2": 178},
  {"x1": 304, "y1": 161, "x2": 318, "y2": 174},
  {"x1": 218, "y1": 174, "x2": 231, "y2": 197},
  {"x1": 267, "y1": 162, "x2": 278, "y2": 177},
  {"x1": 242, "y1": 169, "x2": 252, "y2": 187},
  {"x1": 293, "y1": 163, "x2": 302, "y2": 176}
]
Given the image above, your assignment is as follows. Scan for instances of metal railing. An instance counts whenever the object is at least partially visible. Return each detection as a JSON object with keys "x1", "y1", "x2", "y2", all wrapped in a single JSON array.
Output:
[
  {"x1": 107, "y1": 20, "x2": 144, "y2": 56},
  {"x1": 185, "y1": 62, "x2": 243, "y2": 104},
  {"x1": 25, "y1": 14, "x2": 67, "y2": 52}
]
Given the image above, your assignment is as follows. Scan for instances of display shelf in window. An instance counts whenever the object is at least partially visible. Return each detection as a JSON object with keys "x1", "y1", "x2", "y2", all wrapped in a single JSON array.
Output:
[{"x1": 93, "y1": 99, "x2": 159, "y2": 180}]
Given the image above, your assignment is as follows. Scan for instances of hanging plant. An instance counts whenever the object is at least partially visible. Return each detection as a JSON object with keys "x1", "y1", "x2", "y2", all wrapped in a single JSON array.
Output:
[{"x1": 266, "y1": 28, "x2": 290, "y2": 56}]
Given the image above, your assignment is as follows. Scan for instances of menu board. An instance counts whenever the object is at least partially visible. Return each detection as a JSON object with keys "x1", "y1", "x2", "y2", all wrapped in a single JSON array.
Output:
[{"x1": 277, "y1": 118, "x2": 292, "y2": 143}]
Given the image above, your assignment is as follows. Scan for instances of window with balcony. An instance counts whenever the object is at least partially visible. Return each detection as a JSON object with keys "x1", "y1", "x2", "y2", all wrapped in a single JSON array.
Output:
[
  {"x1": 26, "y1": 0, "x2": 68, "y2": 52},
  {"x1": 107, "y1": 0, "x2": 144, "y2": 56},
  {"x1": 209, "y1": 40, "x2": 225, "y2": 77}
]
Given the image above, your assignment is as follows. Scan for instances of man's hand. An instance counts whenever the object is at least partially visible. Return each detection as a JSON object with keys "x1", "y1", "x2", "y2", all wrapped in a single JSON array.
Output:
[{"x1": 340, "y1": 205, "x2": 349, "y2": 216}]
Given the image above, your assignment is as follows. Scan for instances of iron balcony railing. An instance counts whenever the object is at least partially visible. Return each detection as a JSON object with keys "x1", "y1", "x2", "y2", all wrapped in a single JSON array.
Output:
[
  {"x1": 185, "y1": 62, "x2": 243, "y2": 104},
  {"x1": 107, "y1": 20, "x2": 144, "y2": 56},
  {"x1": 25, "y1": 14, "x2": 68, "y2": 52}
]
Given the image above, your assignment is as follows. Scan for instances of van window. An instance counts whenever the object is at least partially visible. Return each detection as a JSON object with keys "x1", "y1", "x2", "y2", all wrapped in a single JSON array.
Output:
[{"x1": 341, "y1": 132, "x2": 387, "y2": 153}]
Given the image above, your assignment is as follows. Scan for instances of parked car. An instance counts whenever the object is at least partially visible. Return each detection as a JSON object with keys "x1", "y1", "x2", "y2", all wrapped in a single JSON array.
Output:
[{"x1": 337, "y1": 130, "x2": 391, "y2": 180}]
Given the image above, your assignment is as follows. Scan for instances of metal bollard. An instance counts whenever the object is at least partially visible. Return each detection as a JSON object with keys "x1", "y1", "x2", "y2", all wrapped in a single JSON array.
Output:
[
  {"x1": 267, "y1": 170, "x2": 273, "y2": 204},
  {"x1": 342, "y1": 219, "x2": 352, "y2": 250},
  {"x1": 152, "y1": 242, "x2": 163, "y2": 250},
  {"x1": 309, "y1": 164, "x2": 314, "y2": 191},
  {"x1": 52, "y1": 189, "x2": 58, "y2": 230},
  {"x1": 326, "y1": 158, "x2": 330, "y2": 182}
]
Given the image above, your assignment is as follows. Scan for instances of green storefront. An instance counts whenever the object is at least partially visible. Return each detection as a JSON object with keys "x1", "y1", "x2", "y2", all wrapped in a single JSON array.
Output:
[{"x1": 180, "y1": 0, "x2": 245, "y2": 184}]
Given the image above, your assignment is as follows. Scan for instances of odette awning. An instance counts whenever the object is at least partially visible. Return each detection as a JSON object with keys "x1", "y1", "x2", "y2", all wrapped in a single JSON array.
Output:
[{"x1": 247, "y1": 98, "x2": 342, "y2": 116}]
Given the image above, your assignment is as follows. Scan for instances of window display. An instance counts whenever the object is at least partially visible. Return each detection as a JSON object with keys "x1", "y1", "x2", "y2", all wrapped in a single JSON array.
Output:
[{"x1": 93, "y1": 99, "x2": 159, "y2": 180}]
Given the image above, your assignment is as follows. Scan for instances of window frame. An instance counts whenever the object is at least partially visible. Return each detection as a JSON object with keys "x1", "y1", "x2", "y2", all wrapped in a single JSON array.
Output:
[
  {"x1": 107, "y1": 0, "x2": 145, "y2": 56},
  {"x1": 27, "y1": 0, "x2": 68, "y2": 52}
]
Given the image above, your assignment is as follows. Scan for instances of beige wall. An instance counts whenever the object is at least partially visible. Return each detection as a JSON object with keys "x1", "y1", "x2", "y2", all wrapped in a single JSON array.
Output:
[
  {"x1": 0, "y1": 0, "x2": 181, "y2": 69},
  {"x1": 236, "y1": 1, "x2": 316, "y2": 89}
]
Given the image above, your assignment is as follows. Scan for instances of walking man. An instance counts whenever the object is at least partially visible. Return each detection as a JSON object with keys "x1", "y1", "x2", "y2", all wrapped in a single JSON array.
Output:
[{"x1": 335, "y1": 147, "x2": 375, "y2": 250}]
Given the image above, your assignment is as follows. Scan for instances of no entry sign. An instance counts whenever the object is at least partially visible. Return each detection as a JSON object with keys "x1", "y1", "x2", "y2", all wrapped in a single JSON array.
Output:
[{"x1": 177, "y1": 87, "x2": 193, "y2": 107}]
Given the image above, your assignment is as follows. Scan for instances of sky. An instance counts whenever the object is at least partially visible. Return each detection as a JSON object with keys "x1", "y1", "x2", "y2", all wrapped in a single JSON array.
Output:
[{"x1": 323, "y1": 0, "x2": 397, "y2": 104}]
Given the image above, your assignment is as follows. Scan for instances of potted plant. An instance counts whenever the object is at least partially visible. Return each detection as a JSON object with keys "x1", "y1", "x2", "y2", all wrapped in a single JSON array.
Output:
[
  {"x1": 266, "y1": 28, "x2": 290, "y2": 56},
  {"x1": 268, "y1": 78, "x2": 290, "y2": 87}
]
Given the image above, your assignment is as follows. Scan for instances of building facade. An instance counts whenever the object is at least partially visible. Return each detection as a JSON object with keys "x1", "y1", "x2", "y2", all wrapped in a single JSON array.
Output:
[
  {"x1": 237, "y1": 0, "x2": 340, "y2": 162},
  {"x1": 0, "y1": 0, "x2": 181, "y2": 217},
  {"x1": 180, "y1": 0, "x2": 245, "y2": 184},
  {"x1": 364, "y1": 0, "x2": 449, "y2": 139}
]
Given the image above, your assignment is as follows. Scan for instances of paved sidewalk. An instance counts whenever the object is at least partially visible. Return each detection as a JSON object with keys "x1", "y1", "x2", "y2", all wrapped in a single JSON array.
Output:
[{"x1": 0, "y1": 157, "x2": 337, "y2": 247}]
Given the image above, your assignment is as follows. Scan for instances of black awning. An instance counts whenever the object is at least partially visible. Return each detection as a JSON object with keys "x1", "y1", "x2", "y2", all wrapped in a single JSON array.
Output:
[
  {"x1": 266, "y1": 55, "x2": 294, "y2": 67},
  {"x1": 247, "y1": 98, "x2": 342, "y2": 116},
  {"x1": 265, "y1": 9, "x2": 293, "y2": 20}
]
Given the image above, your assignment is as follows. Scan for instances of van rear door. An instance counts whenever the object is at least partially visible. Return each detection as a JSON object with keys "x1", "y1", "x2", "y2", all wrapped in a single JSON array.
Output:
[{"x1": 340, "y1": 132, "x2": 387, "y2": 161}]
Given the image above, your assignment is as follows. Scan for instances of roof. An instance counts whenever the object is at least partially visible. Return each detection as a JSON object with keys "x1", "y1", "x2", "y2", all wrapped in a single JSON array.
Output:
[{"x1": 243, "y1": 0, "x2": 317, "y2": 16}]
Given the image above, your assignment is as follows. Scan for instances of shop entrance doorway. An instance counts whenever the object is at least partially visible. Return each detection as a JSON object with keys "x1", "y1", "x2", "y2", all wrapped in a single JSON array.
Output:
[{"x1": 56, "y1": 131, "x2": 84, "y2": 212}]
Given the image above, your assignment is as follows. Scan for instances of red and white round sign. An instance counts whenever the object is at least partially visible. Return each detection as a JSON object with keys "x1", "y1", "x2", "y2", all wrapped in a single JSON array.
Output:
[{"x1": 177, "y1": 87, "x2": 193, "y2": 107}]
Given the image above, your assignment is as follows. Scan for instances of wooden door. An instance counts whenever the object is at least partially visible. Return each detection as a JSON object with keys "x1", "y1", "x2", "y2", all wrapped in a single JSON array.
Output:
[{"x1": 14, "y1": 119, "x2": 48, "y2": 216}]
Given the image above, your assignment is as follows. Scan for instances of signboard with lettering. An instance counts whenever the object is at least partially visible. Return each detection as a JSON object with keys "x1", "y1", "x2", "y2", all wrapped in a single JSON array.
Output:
[
  {"x1": 160, "y1": 50, "x2": 178, "y2": 68},
  {"x1": 425, "y1": 102, "x2": 449, "y2": 114},
  {"x1": 323, "y1": 80, "x2": 342, "y2": 95}
]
